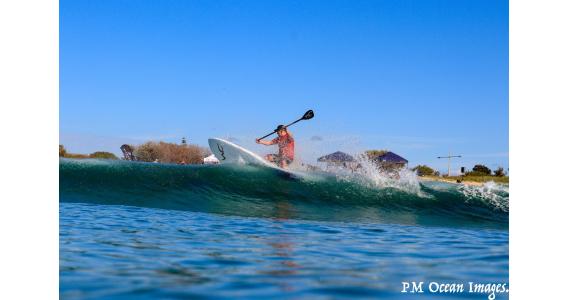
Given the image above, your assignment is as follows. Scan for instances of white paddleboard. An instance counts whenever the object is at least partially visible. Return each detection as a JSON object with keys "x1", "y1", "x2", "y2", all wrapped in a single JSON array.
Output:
[{"x1": 208, "y1": 138, "x2": 299, "y2": 177}]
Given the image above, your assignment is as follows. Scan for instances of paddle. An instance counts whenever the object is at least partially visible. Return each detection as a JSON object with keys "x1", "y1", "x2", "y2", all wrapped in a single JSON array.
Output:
[{"x1": 257, "y1": 110, "x2": 315, "y2": 140}]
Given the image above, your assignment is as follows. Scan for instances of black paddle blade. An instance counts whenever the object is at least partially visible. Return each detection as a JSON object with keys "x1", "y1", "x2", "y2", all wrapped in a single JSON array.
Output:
[{"x1": 302, "y1": 110, "x2": 315, "y2": 120}]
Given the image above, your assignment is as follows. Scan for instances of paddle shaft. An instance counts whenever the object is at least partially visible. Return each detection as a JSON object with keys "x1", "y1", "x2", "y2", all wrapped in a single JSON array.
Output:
[{"x1": 258, "y1": 118, "x2": 305, "y2": 140}]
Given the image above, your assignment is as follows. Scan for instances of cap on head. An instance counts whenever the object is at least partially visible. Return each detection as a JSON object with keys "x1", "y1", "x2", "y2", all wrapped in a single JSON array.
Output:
[{"x1": 275, "y1": 125, "x2": 286, "y2": 132}]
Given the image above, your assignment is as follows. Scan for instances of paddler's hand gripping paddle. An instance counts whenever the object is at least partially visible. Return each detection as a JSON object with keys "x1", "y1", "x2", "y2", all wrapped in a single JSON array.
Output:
[{"x1": 257, "y1": 110, "x2": 315, "y2": 141}]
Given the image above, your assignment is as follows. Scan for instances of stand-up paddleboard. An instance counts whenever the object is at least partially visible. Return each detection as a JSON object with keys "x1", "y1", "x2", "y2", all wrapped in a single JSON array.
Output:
[{"x1": 208, "y1": 138, "x2": 300, "y2": 178}]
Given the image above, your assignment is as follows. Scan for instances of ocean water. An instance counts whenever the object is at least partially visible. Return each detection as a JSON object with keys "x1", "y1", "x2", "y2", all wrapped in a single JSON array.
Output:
[{"x1": 60, "y1": 159, "x2": 509, "y2": 299}]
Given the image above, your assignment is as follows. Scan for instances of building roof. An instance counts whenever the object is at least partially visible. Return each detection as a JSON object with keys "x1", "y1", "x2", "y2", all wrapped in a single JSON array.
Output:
[
  {"x1": 317, "y1": 151, "x2": 355, "y2": 162},
  {"x1": 374, "y1": 151, "x2": 408, "y2": 164}
]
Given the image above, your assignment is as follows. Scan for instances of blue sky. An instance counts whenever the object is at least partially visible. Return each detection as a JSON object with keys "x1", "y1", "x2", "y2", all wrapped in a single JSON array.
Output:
[{"x1": 60, "y1": 0, "x2": 508, "y2": 173}]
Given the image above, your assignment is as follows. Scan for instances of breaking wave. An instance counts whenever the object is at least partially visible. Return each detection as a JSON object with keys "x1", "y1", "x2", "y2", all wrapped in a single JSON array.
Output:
[{"x1": 60, "y1": 159, "x2": 508, "y2": 229}]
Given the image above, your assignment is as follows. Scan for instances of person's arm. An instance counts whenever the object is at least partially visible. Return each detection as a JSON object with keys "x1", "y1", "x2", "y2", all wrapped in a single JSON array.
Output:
[{"x1": 256, "y1": 138, "x2": 277, "y2": 145}]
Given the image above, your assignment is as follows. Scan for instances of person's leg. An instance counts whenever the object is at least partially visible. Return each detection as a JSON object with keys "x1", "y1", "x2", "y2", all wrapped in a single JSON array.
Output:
[
  {"x1": 280, "y1": 158, "x2": 292, "y2": 169},
  {"x1": 265, "y1": 154, "x2": 276, "y2": 162}
]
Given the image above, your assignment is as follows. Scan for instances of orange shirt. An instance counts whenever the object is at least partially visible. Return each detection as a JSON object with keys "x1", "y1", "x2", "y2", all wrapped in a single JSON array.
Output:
[{"x1": 272, "y1": 135, "x2": 294, "y2": 160}]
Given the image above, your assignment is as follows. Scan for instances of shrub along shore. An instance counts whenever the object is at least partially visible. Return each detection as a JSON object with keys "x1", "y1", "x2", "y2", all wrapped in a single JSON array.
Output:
[
  {"x1": 59, "y1": 142, "x2": 210, "y2": 165},
  {"x1": 420, "y1": 175, "x2": 509, "y2": 186},
  {"x1": 59, "y1": 145, "x2": 119, "y2": 160},
  {"x1": 413, "y1": 164, "x2": 508, "y2": 185}
]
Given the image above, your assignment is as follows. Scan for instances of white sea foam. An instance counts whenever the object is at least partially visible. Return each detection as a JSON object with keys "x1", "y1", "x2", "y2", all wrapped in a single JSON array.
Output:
[
  {"x1": 309, "y1": 153, "x2": 427, "y2": 197},
  {"x1": 457, "y1": 181, "x2": 509, "y2": 212}
]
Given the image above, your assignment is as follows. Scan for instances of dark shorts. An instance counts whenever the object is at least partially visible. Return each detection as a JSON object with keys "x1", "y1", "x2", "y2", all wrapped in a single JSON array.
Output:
[{"x1": 267, "y1": 154, "x2": 293, "y2": 165}]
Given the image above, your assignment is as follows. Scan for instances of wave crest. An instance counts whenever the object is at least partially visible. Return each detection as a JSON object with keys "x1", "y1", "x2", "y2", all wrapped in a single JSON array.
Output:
[{"x1": 60, "y1": 159, "x2": 508, "y2": 228}]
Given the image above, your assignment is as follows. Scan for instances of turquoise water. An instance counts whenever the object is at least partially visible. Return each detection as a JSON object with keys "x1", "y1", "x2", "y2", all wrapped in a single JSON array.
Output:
[{"x1": 60, "y1": 159, "x2": 509, "y2": 299}]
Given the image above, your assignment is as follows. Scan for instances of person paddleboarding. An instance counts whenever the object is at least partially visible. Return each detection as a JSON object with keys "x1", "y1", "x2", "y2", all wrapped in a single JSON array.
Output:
[{"x1": 256, "y1": 125, "x2": 295, "y2": 168}]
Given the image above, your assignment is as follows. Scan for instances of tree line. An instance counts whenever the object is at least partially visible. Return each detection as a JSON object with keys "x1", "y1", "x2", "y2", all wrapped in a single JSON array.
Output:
[
  {"x1": 126, "y1": 141, "x2": 209, "y2": 164},
  {"x1": 412, "y1": 164, "x2": 507, "y2": 177},
  {"x1": 59, "y1": 145, "x2": 118, "y2": 159},
  {"x1": 60, "y1": 141, "x2": 210, "y2": 165}
]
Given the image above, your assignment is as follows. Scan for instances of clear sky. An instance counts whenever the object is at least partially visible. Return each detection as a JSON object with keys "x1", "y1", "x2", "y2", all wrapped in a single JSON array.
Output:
[{"x1": 60, "y1": 0, "x2": 508, "y2": 173}]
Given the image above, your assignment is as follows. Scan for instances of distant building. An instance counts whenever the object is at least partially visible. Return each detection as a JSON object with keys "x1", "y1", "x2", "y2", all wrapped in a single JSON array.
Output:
[
  {"x1": 371, "y1": 151, "x2": 408, "y2": 169},
  {"x1": 317, "y1": 150, "x2": 408, "y2": 172},
  {"x1": 317, "y1": 151, "x2": 358, "y2": 170},
  {"x1": 318, "y1": 151, "x2": 354, "y2": 163}
]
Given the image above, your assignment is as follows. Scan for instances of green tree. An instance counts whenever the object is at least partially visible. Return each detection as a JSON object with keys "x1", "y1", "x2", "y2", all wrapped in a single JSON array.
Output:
[
  {"x1": 133, "y1": 141, "x2": 208, "y2": 164},
  {"x1": 134, "y1": 142, "x2": 161, "y2": 162},
  {"x1": 412, "y1": 165, "x2": 435, "y2": 176},
  {"x1": 472, "y1": 164, "x2": 491, "y2": 175},
  {"x1": 89, "y1": 151, "x2": 118, "y2": 160},
  {"x1": 63, "y1": 153, "x2": 90, "y2": 159},
  {"x1": 494, "y1": 167, "x2": 505, "y2": 177}
]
